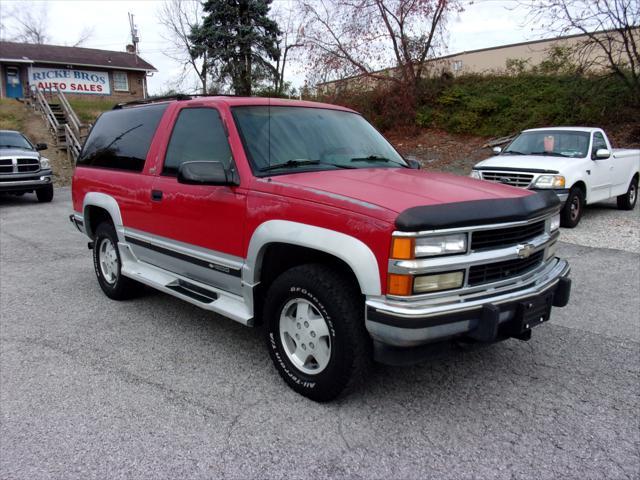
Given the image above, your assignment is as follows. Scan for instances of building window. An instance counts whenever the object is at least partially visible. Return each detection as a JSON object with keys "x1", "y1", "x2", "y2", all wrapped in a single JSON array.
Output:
[
  {"x1": 113, "y1": 71, "x2": 129, "y2": 91},
  {"x1": 452, "y1": 60, "x2": 463, "y2": 72}
]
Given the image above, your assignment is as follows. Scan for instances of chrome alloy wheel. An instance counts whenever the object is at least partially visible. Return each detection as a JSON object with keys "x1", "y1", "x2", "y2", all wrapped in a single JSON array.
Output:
[
  {"x1": 98, "y1": 237, "x2": 119, "y2": 284},
  {"x1": 630, "y1": 183, "x2": 637, "y2": 205},
  {"x1": 279, "y1": 298, "x2": 332, "y2": 375}
]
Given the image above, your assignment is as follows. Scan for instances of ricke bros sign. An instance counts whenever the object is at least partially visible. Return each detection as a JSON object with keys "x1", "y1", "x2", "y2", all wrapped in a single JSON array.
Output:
[{"x1": 30, "y1": 67, "x2": 111, "y2": 95}]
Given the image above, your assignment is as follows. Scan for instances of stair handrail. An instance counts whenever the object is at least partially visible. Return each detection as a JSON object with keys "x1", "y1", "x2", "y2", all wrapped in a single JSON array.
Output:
[
  {"x1": 54, "y1": 86, "x2": 83, "y2": 138},
  {"x1": 33, "y1": 87, "x2": 60, "y2": 134},
  {"x1": 63, "y1": 123, "x2": 82, "y2": 162}
]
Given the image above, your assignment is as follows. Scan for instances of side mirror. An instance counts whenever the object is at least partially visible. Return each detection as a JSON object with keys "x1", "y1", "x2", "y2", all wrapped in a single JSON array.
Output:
[
  {"x1": 595, "y1": 148, "x2": 610, "y2": 159},
  {"x1": 35, "y1": 143, "x2": 48, "y2": 151},
  {"x1": 492, "y1": 146, "x2": 502, "y2": 154},
  {"x1": 178, "y1": 161, "x2": 234, "y2": 186},
  {"x1": 405, "y1": 155, "x2": 421, "y2": 169}
]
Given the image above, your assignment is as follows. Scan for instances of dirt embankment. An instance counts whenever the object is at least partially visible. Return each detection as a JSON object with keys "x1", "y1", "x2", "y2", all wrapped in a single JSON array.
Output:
[
  {"x1": 0, "y1": 99, "x2": 73, "y2": 186},
  {"x1": 387, "y1": 123, "x2": 640, "y2": 176}
]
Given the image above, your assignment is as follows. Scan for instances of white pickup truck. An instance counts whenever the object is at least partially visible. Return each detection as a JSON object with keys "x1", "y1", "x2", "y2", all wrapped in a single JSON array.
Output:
[{"x1": 470, "y1": 127, "x2": 639, "y2": 227}]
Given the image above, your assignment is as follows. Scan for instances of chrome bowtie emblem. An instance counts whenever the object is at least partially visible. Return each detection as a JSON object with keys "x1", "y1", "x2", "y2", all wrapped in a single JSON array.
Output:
[{"x1": 516, "y1": 243, "x2": 535, "y2": 259}]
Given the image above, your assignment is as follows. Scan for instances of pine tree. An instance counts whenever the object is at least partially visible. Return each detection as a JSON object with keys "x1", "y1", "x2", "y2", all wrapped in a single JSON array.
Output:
[{"x1": 190, "y1": 0, "x2": 281, "y2": 96}]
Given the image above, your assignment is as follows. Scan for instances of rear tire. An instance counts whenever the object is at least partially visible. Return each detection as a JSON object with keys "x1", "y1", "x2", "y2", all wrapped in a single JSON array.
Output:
[
  {"x1": 560, "y1": 186, "x2": 584, "y2": 228},
  {"x1": 36, "y1": 184, "x2": 53, "y2": 203},
  {"x1": 264, "y1": 264, "x2": 371, "y2": 402},
  {"x1": 617, "y1": 176, "x2": 638, "y2": 210},
  {"x1": 93, "y1": 222, "x2": 143, "y2": 300}
]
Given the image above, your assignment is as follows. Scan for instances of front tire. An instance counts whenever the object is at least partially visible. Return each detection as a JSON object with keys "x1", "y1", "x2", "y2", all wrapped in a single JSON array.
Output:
[
  {"x1": 264, "y1": 264, "x2": 371, "y2": 402},
  {"x1": 93, "y1": 222, "x2": 143, "y2": 300},
  {"x1": 617, "y1": 176, "x2": 638, "y2": 210},
  {"x1": 36, "y1": 184, "x2": 53, "y2": 203},
  {"x1": 560, "y1": 186, "x2": 584, "y2": 228}
]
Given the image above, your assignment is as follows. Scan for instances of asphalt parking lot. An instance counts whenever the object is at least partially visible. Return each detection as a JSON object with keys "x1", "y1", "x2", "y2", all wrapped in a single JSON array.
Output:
[{"x1": 1, "y1": 188, "x2": 639, "y2": 480}]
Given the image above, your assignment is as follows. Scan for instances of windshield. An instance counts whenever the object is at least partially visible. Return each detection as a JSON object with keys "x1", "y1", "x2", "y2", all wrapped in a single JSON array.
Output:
[
  {"x1": 503, "y1": 130, "x2": 590, "y2": 158},
  {"x1": 231, "y1": 106, "x2": 407, "y2": 175},
  {"x1": 0, "y1": 131, "x2": 33, "y2": 150}
]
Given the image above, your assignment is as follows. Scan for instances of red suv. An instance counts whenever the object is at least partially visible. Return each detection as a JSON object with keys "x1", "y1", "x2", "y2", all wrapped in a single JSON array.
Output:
[{"x1": 70, "y1": 96, "x2": 571, "y2": 401}]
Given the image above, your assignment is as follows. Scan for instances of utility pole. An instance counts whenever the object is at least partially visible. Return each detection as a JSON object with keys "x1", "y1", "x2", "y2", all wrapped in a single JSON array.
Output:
[{"x1": 128, "y1": 12, "x2": 140, "y2": 61}]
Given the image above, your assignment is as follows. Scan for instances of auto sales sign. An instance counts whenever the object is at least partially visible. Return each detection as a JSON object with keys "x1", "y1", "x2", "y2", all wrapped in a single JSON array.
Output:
[{"x1": 30, "y1": 67, "x2": 111, "y2": 95}]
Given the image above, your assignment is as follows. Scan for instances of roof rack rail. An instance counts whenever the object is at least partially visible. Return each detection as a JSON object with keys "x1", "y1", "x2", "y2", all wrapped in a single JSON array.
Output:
[{"x1": 112, "y1": 93, "x2": 240, "y2": 109}]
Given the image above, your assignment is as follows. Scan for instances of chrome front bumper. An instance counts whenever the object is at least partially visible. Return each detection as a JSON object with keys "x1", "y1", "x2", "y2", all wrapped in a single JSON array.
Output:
[
  {"x1": 365, "y1": 257, "x2": 571, "y2": 349},
  {"x1": 0, "y1": 171, "x2": 52, "y2": 190}
]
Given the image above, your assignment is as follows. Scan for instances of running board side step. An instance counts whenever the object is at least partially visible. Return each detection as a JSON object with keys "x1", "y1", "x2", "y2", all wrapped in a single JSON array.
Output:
[
  {"x1": 166, "y1": 279, "x2": 219, "y2": 303},
  {"x1": 117, "y1": 243, "x2": 254, "y2": 326}
]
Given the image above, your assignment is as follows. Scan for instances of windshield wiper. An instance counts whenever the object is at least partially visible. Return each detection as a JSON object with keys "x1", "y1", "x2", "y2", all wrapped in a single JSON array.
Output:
[
  {"x1": 530, "y1": 151, "x2": 570, "y2": 157},
  {"x1": 350, "y1": 155, "x2": 405, "y2": 166},
  {"x1": 259, "y1": 159, "x2": 321, "y2": 172},
  {"x1": 502, "y1": 150, "x2": 526, "y2": 155},
  {"x1": 0, "y1": 144, "x2": 30, "y2": 149}
]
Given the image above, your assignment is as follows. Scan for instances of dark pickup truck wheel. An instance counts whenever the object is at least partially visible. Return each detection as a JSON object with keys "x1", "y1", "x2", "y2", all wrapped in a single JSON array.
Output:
[
  {"x1": 264, "y1": 264, "x2": 371, "y2": 402},
  {"x1": 36, "y1": 184, "x2": 54, "y2": 203},
  {"x1": 93, "y1": 222, "x2": 143, "y2": 300},
  {"x1": 617, "y1": 176, "x2": 638, "y2": 210}
]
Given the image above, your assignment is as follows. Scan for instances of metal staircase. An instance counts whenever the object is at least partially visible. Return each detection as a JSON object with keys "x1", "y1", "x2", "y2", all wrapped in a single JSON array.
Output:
[{"x1": 28, "y1": 87, "x2": 87, "y2": 162}]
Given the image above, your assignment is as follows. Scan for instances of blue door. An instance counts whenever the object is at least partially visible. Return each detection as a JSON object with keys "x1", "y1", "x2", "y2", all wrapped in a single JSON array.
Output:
[{"x1": 5, "y1": 67, "x2": 22, "y2": 98}]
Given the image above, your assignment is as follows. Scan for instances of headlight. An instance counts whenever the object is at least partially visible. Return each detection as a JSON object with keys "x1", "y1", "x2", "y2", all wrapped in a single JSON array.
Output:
[
  {"x1": 40, "y1": 157, "x2": 50, "y2": 169},
  {"x1": 391, "y1": 234, "x2": 468, "y2": 259},
  {"x1": 470, "y1": 170, "x2": 482, "y2": 179},
  {"x1": 533, "y1": 175, "x2": 565, "y2": 188},
  {"x1": 414, "y1": 271, "x2": 465, "y2": 293},
  {"x1": 415, "y1": 234, "x2": 467, "y2": 257},
  {"x1": 550, "y1": 213, "x2": 560, "y2": 232}
]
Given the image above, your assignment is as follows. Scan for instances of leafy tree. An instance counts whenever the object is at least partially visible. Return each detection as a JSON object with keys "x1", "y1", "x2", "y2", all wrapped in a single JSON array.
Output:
[{"x1": 190, "y1": 0, "x2": 281, "y2": 96}]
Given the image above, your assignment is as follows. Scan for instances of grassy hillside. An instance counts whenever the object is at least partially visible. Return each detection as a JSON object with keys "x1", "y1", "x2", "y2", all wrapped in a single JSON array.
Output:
[
  {"x1": 0, "y1": 98, "x2": 28, "y2": 131},
  {"x1": 323, "y1": 73, "x2": 639, "y2": 142},
  {"x1": 67, "y1": 99, "x2": 116, "y2": 123}
]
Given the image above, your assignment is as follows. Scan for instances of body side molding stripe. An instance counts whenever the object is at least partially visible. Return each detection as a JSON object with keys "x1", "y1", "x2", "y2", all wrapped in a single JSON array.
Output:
[{"x1": 124, "y1": 235, "x2": 242, "y2": 278}]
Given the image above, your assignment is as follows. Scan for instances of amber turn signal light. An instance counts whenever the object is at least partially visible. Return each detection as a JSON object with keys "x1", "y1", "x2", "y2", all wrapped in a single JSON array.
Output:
[
  {"x1": 387, "y1": 274, "x2": 413, "y2": 296},
  {"x1": 391, "y1": 237, "x2": 414, "y2": 260}
]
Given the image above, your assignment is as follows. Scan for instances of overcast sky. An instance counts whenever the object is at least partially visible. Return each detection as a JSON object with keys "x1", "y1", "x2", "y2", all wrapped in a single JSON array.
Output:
[{"x1": 1, "y1": 0, "x2": 544, "y2": 95}]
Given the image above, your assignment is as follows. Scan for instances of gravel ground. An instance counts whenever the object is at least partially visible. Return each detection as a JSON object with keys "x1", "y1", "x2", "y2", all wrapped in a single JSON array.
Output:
[
  {"x1": 559, "y1": 199, "x2": 640, "y2": 253},
  {"x1": 1, "y1": 188, "x2": 639, "y2": 480}
]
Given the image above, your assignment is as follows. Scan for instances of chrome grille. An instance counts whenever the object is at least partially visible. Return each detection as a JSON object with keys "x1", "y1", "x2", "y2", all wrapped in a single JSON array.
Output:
[
  {"x1": 481, "y1": 171, "x2": 533, "y2": 188},
  {"x1": 0, "y1": 159, "x2": 12, "y2": 174},
  {"x1": 471, "y1": 220, "x2": 546, "y2": 250},
  {"x1": 468, "y1": 251, "x2": 544, "y2": 286},
  {"x1": 17, "y1": 158, "x2": 40, "y2": 173}
]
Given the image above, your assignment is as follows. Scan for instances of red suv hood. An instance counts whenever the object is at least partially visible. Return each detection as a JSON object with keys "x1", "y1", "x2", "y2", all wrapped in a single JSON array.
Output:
[{"x1": 260, "y1": 168, "x2": 531, "y2": 216}]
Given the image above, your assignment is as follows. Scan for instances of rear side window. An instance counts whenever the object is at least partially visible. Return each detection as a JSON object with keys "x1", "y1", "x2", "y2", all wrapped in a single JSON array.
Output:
[
  {"x1": 77, "y1": 103, "x2": 168, "y2": 172},
  {"x1": 163, "y1": 108, "x2": 232, "y2": 175}
]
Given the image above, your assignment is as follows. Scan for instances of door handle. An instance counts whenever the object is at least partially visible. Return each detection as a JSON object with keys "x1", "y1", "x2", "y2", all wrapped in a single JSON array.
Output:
[{"x1": 151, "y1": 189, "x2": 163, "y2": 201}]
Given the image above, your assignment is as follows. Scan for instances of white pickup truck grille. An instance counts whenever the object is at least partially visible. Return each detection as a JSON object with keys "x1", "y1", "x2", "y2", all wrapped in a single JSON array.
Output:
[{"x1": 481, "y1": 171, "x2": 533, "y2": 188}]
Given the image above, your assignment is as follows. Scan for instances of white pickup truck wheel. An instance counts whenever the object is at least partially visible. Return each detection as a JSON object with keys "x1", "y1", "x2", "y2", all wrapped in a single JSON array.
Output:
[
  {"x1": 264, "y1": 264, "x2": 371, "y2": 402},
  {"x1": 617, "y1": 176, "x2": 638, "y2": 210},
  {"x1": 561, "y1": 187, "x2": 584, "y2": 228}
]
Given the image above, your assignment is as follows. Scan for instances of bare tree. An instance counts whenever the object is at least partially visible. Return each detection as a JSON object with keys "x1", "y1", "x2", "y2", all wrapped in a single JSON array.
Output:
[
  {"x1": 299, "y1": 0, "x2": 461, "y2": 90},
  {"x1": 157, "y1": 0, "x2": 209, "y2": 94},
  {"x1": 71, "y1": 26, "x2": 95, "y2": 47},
  {"x1": 522, "y1": 0, "x2": 640, "y2": 100},
  {"x1": 271, "y1": 3, "x2": 304, "y2": 95},
  {"x1": 5, "y1": 3, "x2": 49, "y2": 44}
]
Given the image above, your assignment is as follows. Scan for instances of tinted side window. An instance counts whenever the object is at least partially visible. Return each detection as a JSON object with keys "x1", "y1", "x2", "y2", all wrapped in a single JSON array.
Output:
[
  {"x1": 77, "y1": 103, "x2": 168, "y2": 172},
  {"x1": 592, "y1": 133, "x2": 607, "y2": 154},
  {"x1": 163, "y1": 108, "x2": 232, "y2": 175}
]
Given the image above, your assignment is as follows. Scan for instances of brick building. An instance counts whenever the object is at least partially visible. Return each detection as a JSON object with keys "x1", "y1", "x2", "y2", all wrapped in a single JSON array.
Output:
[{"x1": 0, "y1": 41, "x2": 156, "y2": 101}]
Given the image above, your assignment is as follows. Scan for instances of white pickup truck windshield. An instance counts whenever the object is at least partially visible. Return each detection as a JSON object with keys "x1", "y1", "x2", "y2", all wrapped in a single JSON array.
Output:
[{"x1": 504, "y1": 130, "x2": 590, "y2": 158}]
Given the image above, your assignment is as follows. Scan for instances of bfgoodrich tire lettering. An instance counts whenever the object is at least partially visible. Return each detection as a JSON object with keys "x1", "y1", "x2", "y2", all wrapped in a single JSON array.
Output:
[
  {"x1": 264, "y1": 264, "x2": 371, "y2": 402},
  {"x1": 92, "y1": 222, "x2": 143, "y2": 300}
]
